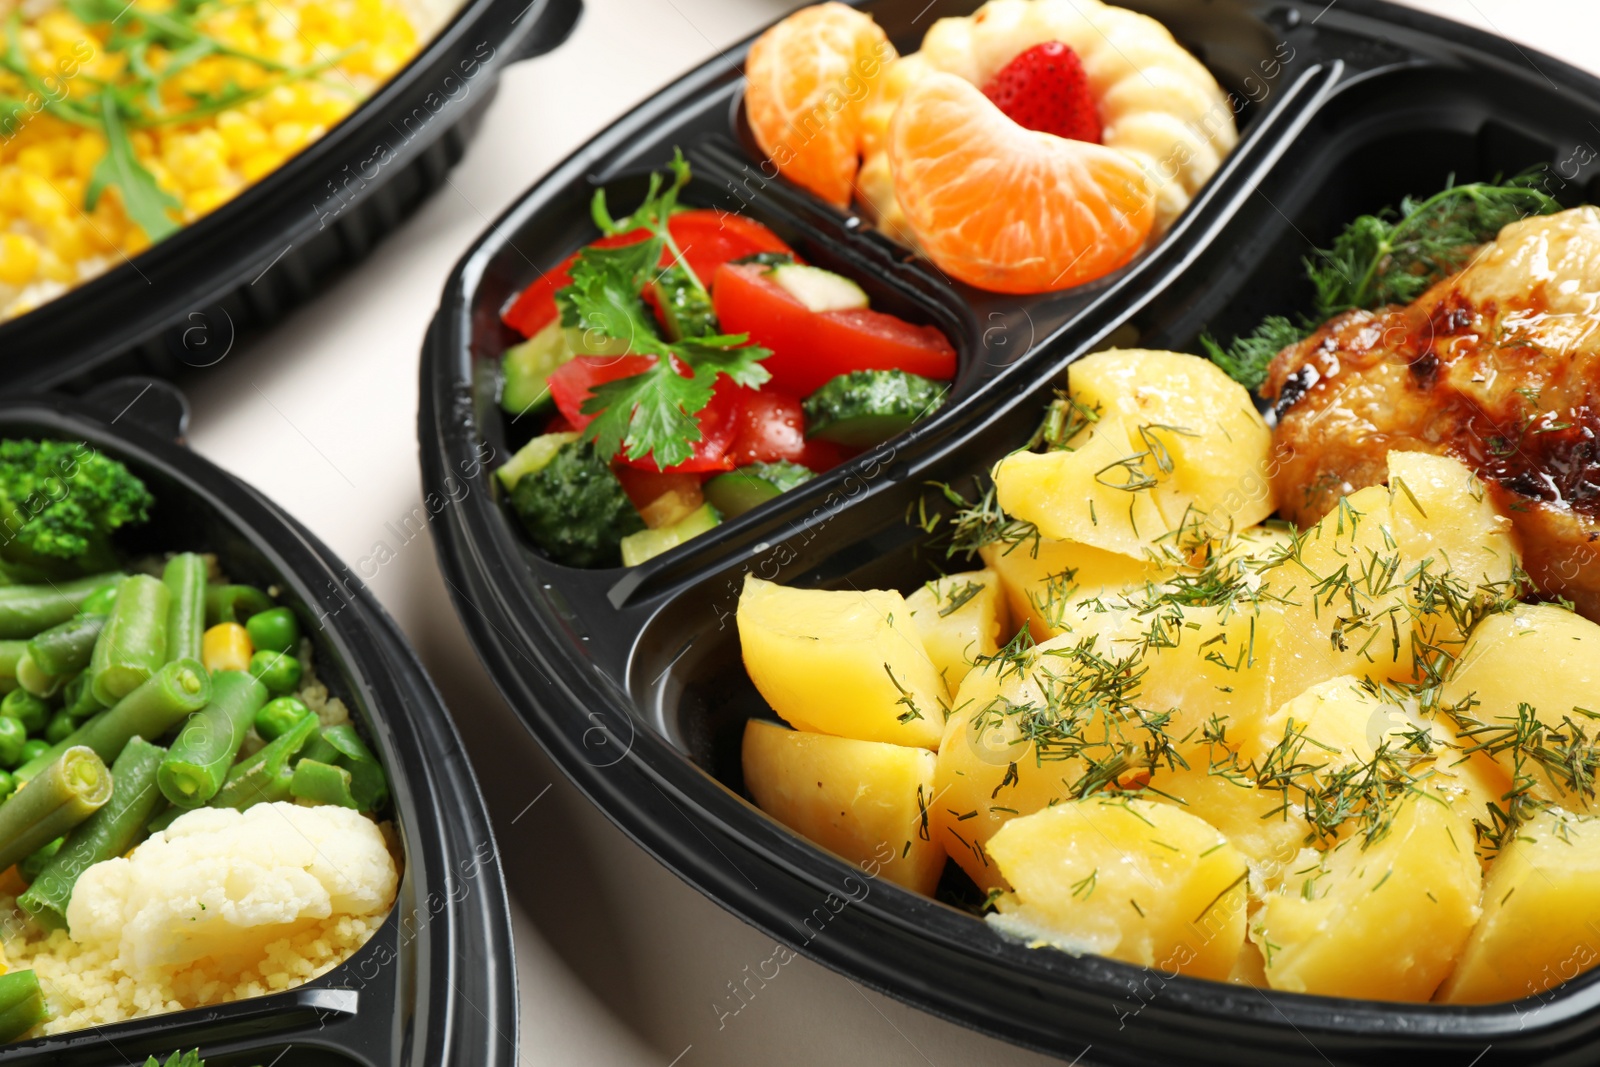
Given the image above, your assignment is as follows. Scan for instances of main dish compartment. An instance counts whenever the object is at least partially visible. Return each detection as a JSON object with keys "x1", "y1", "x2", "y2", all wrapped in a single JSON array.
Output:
[{"x1": 427, "y1": 1, "x2": 1600, "y2": 1064}]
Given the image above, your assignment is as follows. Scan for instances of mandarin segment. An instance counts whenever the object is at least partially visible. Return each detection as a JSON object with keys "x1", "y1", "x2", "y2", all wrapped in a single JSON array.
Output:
[
  {"x1": 743, "y1": 2, "x2": 896, "y2": 208},
  {"x1": 888, "y1": 73, "x2": 1153, "y2": 293}
]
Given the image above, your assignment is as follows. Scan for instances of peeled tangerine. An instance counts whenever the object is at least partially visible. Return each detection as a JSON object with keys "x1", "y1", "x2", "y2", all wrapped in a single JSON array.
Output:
[
  {"x1": 1439, "y1": 809, "x2": 1600, "y2": 1004},
  {"x1": 993, "y1": 350, "x2": 1273, "y2": 558},
  {"x1": 986, "y1": 797, "x2": 1247, "y2": 981},
  {"x1": 742, "y1": 719, "x2": 945, "y2": 894},
  {"x1": 888, "y1": 73, "x2": 1153, "y2": 293},
  {"x1": 1442, "y1": 603, "x2": 1600, "y2": 812},
  {"x1": 903, "y1": 568, "x2": 1008, "y2": 698},
  {"x1": 738, "y1": 575, "x2": 946, "y2": 748},
  {"x1": 1263, "y1": 451, "x2": 1519, "y2": 703},
  {"x1": 743, "y1": 2, "x2": 895, "y2": 208},
  {"x1": 932, "y1": 602, "x2": 1278, "y2": 890},
  {"x1": 1252, "y1": 794, "x2": 1481, "y2": 1001}
]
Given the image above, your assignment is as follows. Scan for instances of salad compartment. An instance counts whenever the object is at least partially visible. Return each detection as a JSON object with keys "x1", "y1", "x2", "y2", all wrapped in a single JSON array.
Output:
[
  {"x1": 422, "y1": 0, "x2": 1600, "y2": 1063},
  {"x1": 0, "y1": 390, "x2": 513, "y2": 1066}
]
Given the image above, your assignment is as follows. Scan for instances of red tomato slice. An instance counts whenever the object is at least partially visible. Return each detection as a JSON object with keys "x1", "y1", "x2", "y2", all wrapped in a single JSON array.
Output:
[
  {"x1": 725, "y1": 388, "x2": 807, "y2": 467},
  {"x1": 614, "y1": 467, "x2": 703, "y2": 513},
  {"x1": 501, "y1": 229, "x2": 649, "y2": 338},
  {"x1": 710, "y1": 263, "x2": 957, "y2": 397},
  {"x1": 500, "y1": 212, "x2": 794, "y2": 339},
  {"x1": 546, "y1": 355, "x2": 656, "y2": 431},
  {"x1": 797, "y1": 437, "x2": 853, "y2": 473},
  {"x1": 619, "y1": 379, "x2": 741, "y2": 473}
]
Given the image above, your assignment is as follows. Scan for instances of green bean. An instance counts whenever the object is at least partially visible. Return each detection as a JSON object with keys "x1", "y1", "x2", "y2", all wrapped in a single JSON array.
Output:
[
  {"x1": 0, "y1": 689, "x2": 47, "y2": 734},
  {"x1": 26, "y1": 613, "x2": 106, "y2": 679},
  {"x1": 0, "y1": 970, "x2": 48, "y2": 1043},
  {"x1": 157, "y1": 671, "x2": 267, "y2": 808},
  {"x1": 289, "y1": 759, "x2": 358, "y2": 808},
  {"x1": 19, "y1": 737, "x2": 167, "y2": 930},
  {"x1": 0, "y1": 746, "x2": 111, "y2": 872},
  {"x1": 321, "y1": 724, "x2": 389, "y2": 813},
  {"x1": 0, "y1": 574, "x2": 123, "y2": 640},
  {"x1": 0, "y1": 640, "x2": 23, "y2": 695},
  {"x1": 18, "y1": 838, "x2": 60, "y2": 883},
  {"x1": 146, "y1": 804, "x2": 182, "y2": 835},
  {"x1": 14, "y1": 652, "x2": 62, "y2": 698},
  {"x1": 204, "y1": 584, "x2": 272, "y2": 626},
  {"x1": 16, "y1": 659, "x2": 210, "y2": 783},
  {"x1": 162, "y1": 554, "x2": 207, "y2": 664},
  {"x1": 61, "y1": 672, "x2": 102, "y2": 722},
  {"x1": 89, "y1": 575, "x2": 171, "y2": 706},
  {"x1": 210, "y1": 709, "x2": 318, "y2": 810},
  {"x1": 78, "y1": 579, "x2": 123, "y2": 616},
  {"x1": 254, "y1": 696, "x2": 310, "y2": 741}
]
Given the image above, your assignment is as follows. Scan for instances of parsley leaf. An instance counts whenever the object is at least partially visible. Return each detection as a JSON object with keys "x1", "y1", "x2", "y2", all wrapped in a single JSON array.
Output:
[
  {"x1": 144, "y1": 1050, "x2": 204, "y2": 1067},
  {"x1": 556, "y1": 156, "x2": 772, "y2": 469}
]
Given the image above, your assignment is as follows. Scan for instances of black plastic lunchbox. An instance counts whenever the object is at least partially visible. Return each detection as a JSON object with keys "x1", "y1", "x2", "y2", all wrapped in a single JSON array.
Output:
[
  {"x1": 0, "y1": 380, "x2": 515, "y2": 1066},
  {"x1": 0, "y1": 0, "x2": 581, "y2": 395},
  {"x1": 421, "y1": 1, "x2": 1600, "y2": 1063}
]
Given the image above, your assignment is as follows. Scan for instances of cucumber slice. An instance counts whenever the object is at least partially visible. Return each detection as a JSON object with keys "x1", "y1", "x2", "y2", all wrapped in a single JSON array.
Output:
[
  {"x1": 802, "y1": 370, "x2": 949, "y2": 448},
  {"x1": 649, "y1": 263, "x2": 719, "y2": 340},
  {"x1": 769, "y1": 264, "x2": 869, "y2": 313},
  {"x1": 496, "y1": 432, "x2": 579, "y2": 491},
  {"x1": 620, "y1": 503, "x2": 722, "y2": 567},
  {"x1": 500, "y1": 320, "x2": 572, "y2": 416},
  {"x1": 703, "y1": 462, "x2": 815, "y2": 518}
]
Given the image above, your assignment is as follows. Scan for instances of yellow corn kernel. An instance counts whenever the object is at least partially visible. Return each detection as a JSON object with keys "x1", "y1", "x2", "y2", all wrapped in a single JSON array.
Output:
[
  {"x1": 71, "y1": 133, "x2": 107, "y2": 180},
  {"x1": 0, "y1": 234, "x2": 40, "y2": 286},
  {"x1": 37, "y1": 247, "x2": 74, "y2": 283},
  {"x1": 45, "y1": 215, "x2": 85, "y2": 261},
  {"x1": 16, "y1": 174, "x2": 66, "y2": 225},
  {"x1": 216, "y1": 110, "x2": 269, "y2": 158},
  {"x1": 14, "y1": 145, "x2": 55, "y2": 177},
  {"x1": 185, "y1": 184, "x2": 235, "y2": 217},
  {"x1": 238, "y1": 150, "x2": 284, "y2": 183},
  {"x1": 203, "y1": 622, "x2": 253, "y2": 673}
]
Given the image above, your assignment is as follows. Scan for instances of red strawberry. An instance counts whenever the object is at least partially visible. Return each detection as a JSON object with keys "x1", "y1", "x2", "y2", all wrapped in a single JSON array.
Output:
[{"x1": 981, "y1": 41, "x2": 1101, "y2": 144}]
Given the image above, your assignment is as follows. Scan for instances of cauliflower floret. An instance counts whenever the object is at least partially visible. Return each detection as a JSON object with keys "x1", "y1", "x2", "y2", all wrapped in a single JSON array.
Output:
[{"x1": 67, "y1": 802, "x2": 397, "y2": 974}]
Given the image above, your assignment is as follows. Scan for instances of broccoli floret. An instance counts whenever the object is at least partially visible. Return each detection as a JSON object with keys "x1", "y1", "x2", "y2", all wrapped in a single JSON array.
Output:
[
  {"x1": 0, "y1": 440, "x2": 153, "y2": 574},
  {"x1": 509, "y1": 441, "x2": 644, "y2": 567}
]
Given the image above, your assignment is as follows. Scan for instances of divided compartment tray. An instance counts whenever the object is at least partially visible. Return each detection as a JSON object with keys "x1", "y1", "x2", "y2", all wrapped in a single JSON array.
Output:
[
  {"x1": 0, "y1": 0, "x2": 582, "y2": 396},
  {"x1": 422, "y1": 1, "x2": 1600, "y2": 1063},
  {"x1": 0, "y1": 389, "x2": 514, "y2": 1067}
]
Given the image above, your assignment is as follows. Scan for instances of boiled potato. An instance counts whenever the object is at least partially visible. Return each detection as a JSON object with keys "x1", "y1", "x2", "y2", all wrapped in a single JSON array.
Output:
[
  {"x1": 1145, "y1": 758, "x2": 1307, "y2": 879},
  {"x1": 1438, "y1": 808, "x2": 1600, "y2": 1004},
  {"x1": 1385, "y1": 451, "x2": 1517, "y2": 595},
  {"x1": 742, "y1": 720, "x2": 945, "y2": 895},
  {"x1": 980, "y1": 536, "x2": 1164, "y2": 640},
  {"x1": 986, "y1": 797, "x2": 1248, "y2": 981},
  {"x1": 1066, "y1": 349, "x2": 1277, "y2": 535},
  {"x1": 933, "y1": 605, "x2": 1280, "y2": 890},
  {"x1": 905, "y1": 569, "x2": 1008, "y2": 697},
  {"x1": 1252, "y1": 795, "x2": 1481, "y2": 1001},
  {"x1": 993, "y1": 414, "x2": 1168, "y2": 557},
  {"x1": 738, "y1": 575, "x2": 946, "y2": 748},
  {"x1": 1442, "y1": 603, "x2": 1600, "y2": 812},
  {"x1": 1242, "y1": 675, "x2": 1509, "y2": 840}
]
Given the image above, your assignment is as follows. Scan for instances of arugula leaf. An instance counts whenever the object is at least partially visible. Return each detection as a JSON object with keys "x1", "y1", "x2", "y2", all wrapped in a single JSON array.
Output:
[
  {"x1": 85, "y1": 93, "x2": 180, "y2": 241},
  {"x1": 1198, "y1": 316, "x2": 1310, "y2": 393}
]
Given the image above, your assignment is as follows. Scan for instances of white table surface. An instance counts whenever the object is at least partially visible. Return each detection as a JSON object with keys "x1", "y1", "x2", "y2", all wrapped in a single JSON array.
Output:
[{"x1": 174, "y1": 2, "x2": 1600, "y2": 1063}]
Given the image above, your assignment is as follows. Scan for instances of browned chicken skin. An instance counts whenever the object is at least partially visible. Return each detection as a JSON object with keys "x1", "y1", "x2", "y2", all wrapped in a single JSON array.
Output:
[{"x1": 1264, "y1": 207, "x2": 1600, "y2": 620}]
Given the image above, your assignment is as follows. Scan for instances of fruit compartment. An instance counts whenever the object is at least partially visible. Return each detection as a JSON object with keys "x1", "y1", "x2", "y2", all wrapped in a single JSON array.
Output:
[
  {"x1": 423, "y1": 1, "x2": 1600, "y2": 1063},
  {"x1": 0, "y1": 394, "x2": 513, "y2": 1066}
]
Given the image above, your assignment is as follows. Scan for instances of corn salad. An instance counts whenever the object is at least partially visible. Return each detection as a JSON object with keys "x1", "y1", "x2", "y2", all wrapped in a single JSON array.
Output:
[{"x1": 0, "y1": 0, "x2": 422, "y2": 322}]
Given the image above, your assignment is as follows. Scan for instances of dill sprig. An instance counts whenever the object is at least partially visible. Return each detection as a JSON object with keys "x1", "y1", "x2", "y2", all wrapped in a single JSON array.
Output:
[{"x1": 1199, "y1": 174, "x2": 1562, "y2": 390}]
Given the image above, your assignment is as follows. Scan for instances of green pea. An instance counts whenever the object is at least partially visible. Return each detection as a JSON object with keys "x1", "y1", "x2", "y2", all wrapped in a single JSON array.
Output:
[
  {"x1": 43, "y1": 710, "x2": 74, "y2": 745},
  {"x1": 0, "y1": 769, "x2": 16, "y2": 803},
  {"x1": 0, "y1": 717, "x2": 26, "y2": 768},
  {"x1": 19, "y1": 739, "x2": 50, "y2": 764},
  {"x1": 249, "y1": 651, "x2": 302, "y2": 695},
  {"x1": 245, "y1": 608, "x2": 300, "y2": 657},
  {"x1": 2, "y1": 689, "x2": 49, "y2": 734},
  {"x1": 254, "y1": 696, "x2": 311, "y2": 741}
]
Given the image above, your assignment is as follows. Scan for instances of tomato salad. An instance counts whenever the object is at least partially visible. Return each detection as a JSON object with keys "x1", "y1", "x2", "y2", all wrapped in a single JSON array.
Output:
[{"x1": 493, "y1": 153, "x2": 958, "y2": 568}]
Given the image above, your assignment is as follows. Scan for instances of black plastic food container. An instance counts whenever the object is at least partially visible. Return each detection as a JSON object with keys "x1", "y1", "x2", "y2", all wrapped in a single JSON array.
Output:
[
  {"x1": 0, "y1": 381, "x2": 514, "y2": 1066},
  {"x1": 421, "y1": 1, "x2": 1600, "y2": 1063},
  {"x1": 0, "y1": 0, "x2": 582, "y2": 395}
]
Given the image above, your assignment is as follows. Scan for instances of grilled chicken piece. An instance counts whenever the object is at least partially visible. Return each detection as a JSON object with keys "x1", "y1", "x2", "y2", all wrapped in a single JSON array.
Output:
[{"x1": 1264, "y1": 206, "x2": 1600, "y2": 620}]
